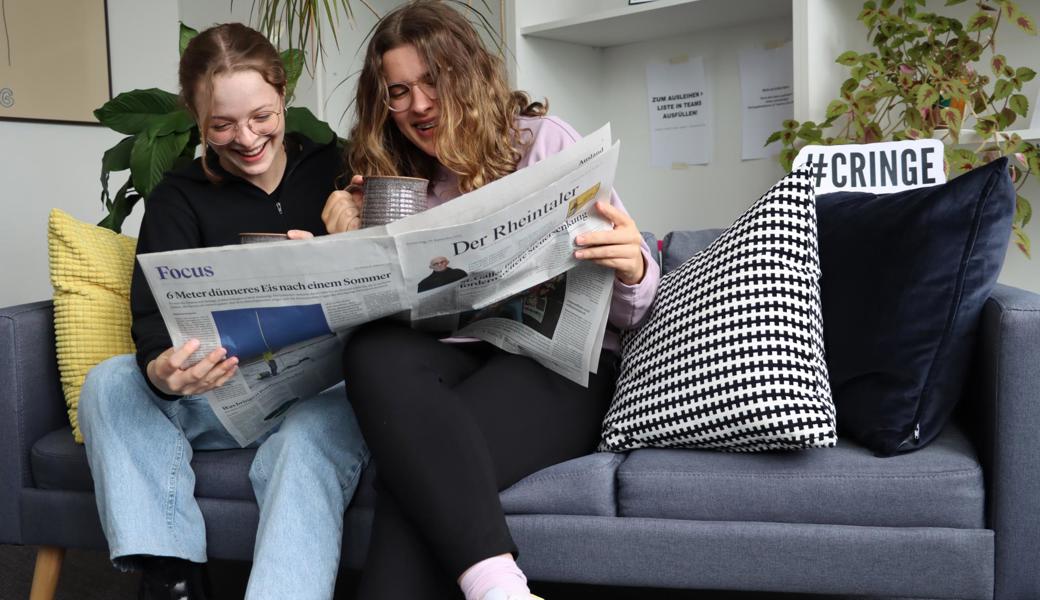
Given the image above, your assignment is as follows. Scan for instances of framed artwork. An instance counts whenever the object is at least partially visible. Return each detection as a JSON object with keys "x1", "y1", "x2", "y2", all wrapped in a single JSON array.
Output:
[{"x1": 0, "y1": 0, "x2": 112, "y2": 124}]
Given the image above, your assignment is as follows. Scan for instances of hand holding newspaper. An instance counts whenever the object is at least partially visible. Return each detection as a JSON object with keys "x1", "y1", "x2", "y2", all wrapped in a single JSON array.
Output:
[{"x1": 137, "y1": 125, "x2": 622, "y2": 445}]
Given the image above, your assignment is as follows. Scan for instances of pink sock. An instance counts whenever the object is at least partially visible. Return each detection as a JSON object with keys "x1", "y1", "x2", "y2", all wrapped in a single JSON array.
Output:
[{"x1": 458, "y1": 554, "x2": 529, "y2": 600}]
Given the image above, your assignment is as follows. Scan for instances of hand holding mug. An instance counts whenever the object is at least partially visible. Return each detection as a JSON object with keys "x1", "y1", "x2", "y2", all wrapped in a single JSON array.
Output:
[{"x1": 322, "y1": 175, "x2": 366, "y2": 234}]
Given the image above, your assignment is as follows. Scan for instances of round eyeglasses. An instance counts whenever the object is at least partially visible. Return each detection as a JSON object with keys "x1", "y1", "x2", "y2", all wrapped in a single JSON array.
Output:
[
  {"x1": 385, "y1": 78, "x2": 439, "y2": 112},
  {"x1": 206, "y1": 109, "x2": 283, "y2": 146}
]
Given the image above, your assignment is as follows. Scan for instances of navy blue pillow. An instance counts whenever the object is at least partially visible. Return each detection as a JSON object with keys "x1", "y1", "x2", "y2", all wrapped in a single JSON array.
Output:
[{"x1": 817, "y1": 158, "x2": 1015, "y2": 456}]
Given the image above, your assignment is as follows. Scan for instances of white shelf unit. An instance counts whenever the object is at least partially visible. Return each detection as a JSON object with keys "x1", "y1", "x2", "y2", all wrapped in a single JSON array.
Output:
[
  {"x1": 519, "y1": 0, "x2": 791, "y2": 47},
  {"x1": 506, "y1": 0, "x2": 843, "y2": 236},
  {"x1": 506, "y1": 0, "x2": 1040, "y2": 239}
]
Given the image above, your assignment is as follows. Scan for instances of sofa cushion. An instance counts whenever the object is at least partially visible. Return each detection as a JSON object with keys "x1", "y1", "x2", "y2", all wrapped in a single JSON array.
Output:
[
  {"x1": 617, "y1": 422, "x2": 984, "y2": 529},
  {"x1": 640, "y1": 231, "x2": 660, "y2": 267},
  {"x1": 47, "y1": 209, "x2": 137, "y2": 444},
  {"x1": 660, "y1": 228, "x2": 725, "y2": 274},
  {"x1": 31, "y1": 427, "x2": 257, "y2": 501},
  {"x1": 817, "y1": 158, "x2": 1015, "y2": 456},
  {"x1": 601, "y1": 166, "x2": 836, "y2": 452},
  {"x1": 31, "y1": 427, "x2": 621, "y2": 516},
  {"x1": 340, "y1": 453, "x2": 623, "y2": 516}
]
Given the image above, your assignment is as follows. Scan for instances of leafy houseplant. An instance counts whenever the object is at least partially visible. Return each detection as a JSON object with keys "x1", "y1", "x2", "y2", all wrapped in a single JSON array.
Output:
[
  {"x1": 94, "y1": 24, "x2": 338, "y2": 233},
  {"x1": 767, "y1": 0, "x2": 1038, "y2": 257}
]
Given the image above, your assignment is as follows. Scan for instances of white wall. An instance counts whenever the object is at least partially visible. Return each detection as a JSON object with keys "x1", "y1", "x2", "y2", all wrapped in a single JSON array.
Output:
[
  {"x1": 0, "y1": 0, "x2": 178, "y2": 308},
  {"x1": 510, "y1": 9, "x2": 792, "y2": 240},
  {"x1": 602, "y1": 18, "x2": 791, "y2": 236},
  {"x1": 2, "y1": 0, "x2": 1035, "y2": 309}
]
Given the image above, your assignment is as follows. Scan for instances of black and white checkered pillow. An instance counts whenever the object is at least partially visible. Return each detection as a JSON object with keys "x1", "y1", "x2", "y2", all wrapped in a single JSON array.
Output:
[{"x1": 600, "y1": 166, "x2": 836, "y2": 452}]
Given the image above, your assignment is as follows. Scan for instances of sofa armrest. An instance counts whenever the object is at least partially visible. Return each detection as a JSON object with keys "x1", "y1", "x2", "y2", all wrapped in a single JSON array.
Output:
[
  {"x1": 971, "y1": 283, "x2": 1040, "y2": 600},
  {"x1": 0, "y1": 300, "x2": 66, "y2": 544}
]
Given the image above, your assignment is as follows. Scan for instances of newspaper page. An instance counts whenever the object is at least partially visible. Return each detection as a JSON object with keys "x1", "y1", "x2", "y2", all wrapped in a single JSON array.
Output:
[
  {"x1": 451, "y1": 262, "x2": 615, "y2": 386},
  {"x1": 137, "y1": 125, "x2": 621, "y2": 445}
]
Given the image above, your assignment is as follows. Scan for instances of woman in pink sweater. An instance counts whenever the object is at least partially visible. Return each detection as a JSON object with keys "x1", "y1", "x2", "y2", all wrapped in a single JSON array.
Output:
[{"x1": 323, "y1": 2, "x2": 660, "y2": 598}]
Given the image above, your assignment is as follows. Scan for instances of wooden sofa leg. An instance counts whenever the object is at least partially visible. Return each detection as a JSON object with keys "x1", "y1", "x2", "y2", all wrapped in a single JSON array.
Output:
[{"x1": 29, "y1": 545, "x2": 65, "y2": 600}]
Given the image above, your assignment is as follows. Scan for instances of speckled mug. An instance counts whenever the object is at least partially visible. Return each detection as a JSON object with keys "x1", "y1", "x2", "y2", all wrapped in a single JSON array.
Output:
[
  {"x1": 239, "y1": 232, "x2": 290, "y2": 244},
  {"x1": 348, "y1": 176, "x2": 429, "y2": 228}
]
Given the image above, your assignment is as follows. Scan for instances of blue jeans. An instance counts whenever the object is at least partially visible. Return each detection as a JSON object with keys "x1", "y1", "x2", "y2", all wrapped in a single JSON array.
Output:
[{"x1": 79, "y1": 355, "x2": 369, "y2": 600}]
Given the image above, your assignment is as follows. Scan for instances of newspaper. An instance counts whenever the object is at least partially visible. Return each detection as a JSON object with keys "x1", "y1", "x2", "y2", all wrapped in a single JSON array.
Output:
[{"x1": 137, "y1": 125, "x2": 621, "y2": 445}]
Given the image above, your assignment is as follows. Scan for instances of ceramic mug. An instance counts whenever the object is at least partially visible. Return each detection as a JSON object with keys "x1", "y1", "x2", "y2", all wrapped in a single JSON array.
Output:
[
  {"x1": 347, "y1": 176, "x2": 429, "y2": 228},
  {"x1": 239, "y1": 232, "x2": 290, "y2": 244}
]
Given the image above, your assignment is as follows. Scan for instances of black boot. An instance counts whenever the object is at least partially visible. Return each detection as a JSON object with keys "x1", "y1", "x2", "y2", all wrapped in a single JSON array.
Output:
[{"x1": 137, "y1": 557, "x2": 211, "y2": 600}]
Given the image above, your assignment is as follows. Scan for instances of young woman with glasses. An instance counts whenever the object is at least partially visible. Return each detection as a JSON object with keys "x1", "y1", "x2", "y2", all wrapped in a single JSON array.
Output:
[
  {"x1": 77, "y1": 23, "x2": 368, "y2": 600},
  {"x1": 323, "y1": 2, "x2": 661, "y2": 599}
]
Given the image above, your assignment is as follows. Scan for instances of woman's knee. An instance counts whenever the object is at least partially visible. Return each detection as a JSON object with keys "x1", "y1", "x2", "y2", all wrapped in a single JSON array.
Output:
[
  {"x1": 271, "y1": 392, "x2": 367, "y2": 457},
  {"x1": 253, "y1": 393, "x2": 369, "y2": 487},
  {"x1": 342, "y1": 320, "x2": 412, "y2": 370}
]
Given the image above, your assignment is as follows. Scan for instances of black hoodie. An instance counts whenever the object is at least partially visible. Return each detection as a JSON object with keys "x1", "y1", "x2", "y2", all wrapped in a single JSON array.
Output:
[{"x1": 130, "y1": 133, "x2": 343, "y2": 398}]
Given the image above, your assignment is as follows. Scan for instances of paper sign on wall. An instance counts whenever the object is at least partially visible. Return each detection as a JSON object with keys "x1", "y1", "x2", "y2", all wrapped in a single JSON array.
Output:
[
  {"x1": 794, "y1": 139, "x2": 946, "y2": 195},
  {"x1": 739, "y1": 44, "x2": 794, "y2": 161},
  {"x1": 645, "y1": 57, "x2": 712, "y2": 168}
]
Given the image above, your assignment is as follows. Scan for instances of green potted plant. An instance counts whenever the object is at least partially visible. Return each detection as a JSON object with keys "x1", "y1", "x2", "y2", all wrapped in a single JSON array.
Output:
[
  {"x1": 767, "y1": 0, "x2": 1038, "y2": 257},
  {"x1": 93, "y1": 23, "x2": 338, "y2": 233}
]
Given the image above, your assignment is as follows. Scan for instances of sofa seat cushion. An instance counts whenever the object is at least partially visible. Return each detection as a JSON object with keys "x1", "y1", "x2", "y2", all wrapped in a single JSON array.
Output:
[
  {"x1": 350, "y1": 452, "x2": 623, "y2": 516},
  {"x1": 31, "y1": 427, "x2": 258, "y2": 501},
  {"x1": 32, "y1": 428, "x2": 622, "y2": 516},
  {"x1": 617, "y1": 423, "x2": 983, "y2": 529}
]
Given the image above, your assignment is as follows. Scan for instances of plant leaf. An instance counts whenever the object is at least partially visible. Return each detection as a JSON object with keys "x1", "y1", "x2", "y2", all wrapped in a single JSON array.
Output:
[
  {"x1": 1010, "y1": 94, "x2": 1030, "y2": 116},
  {"x1": 101, "y1": 136, "x2": 134, "y2": 176},
  {"x1": 1013, "y1": 226, "x2": 1031, "y2": 258},
  {"x1": 179, "y1": 23, "x2": 199, "y2": 57},
  {"x1": 826, "y1": 100, "x2": 848, "y2": 120},
  {"x1": 991, "y1": 54, "x2": 1007, "y2": 76},
  {"x1": 967, "y1": 11, "x2": 996, "y2": 31},
  {"x1": 284, "y1": 106, "x2": 336, "y2": 144},
  {"x1": 97, "y1": 181, "x2": 141, "y2": 234},
  {"x1": 281, "y1": 48, "x2": 305, "y2": 102},
  {"x1": 130, "y1": 130, "x2": 191, "y2": 199},
  {"x1": 94, "y1": 88, "x2": 181, "y2": 135},
  {"x1": 1017, "y1": 194, "x2": 1033, "y2": 227},
  {"x1": 945, "y1": 0, "x2": 970, "y2": 5},
  {"x1": 150, "y1": 108, "x2": 197, "y2": 137},
  {"x1": 836, "y1": 51, "x2": 860, "y2": 66},
  {"x1": 99, "y1": 136, "x2": 135, "y2": 211},
  {"x1": 916, "y1": 84, "x2": 940, "y2": 108},
  {"x1": 1017, "y1": 66, "x2": 1037, "y2": 82},
  {"x1": 993, "y1": 78, "x2": 1015, "y2": 100},
  {"x1": 974, "y1": 116, "x2": 998, "y2": 136},
  {"x1": 1015, "y1": 12, "x2": 1038, "y2": 34},
  {"x1": 1001, "y1": 0, "x2": 1021, "y2": 20},
  {"x1": 765, "y1": 131, "x2": 783, "y2": 146}
]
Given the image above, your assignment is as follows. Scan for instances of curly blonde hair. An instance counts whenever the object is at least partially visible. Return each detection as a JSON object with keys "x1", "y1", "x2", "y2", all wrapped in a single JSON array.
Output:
[{"x1": 348, "y1": 0, "x2": 545, "y2": 192}]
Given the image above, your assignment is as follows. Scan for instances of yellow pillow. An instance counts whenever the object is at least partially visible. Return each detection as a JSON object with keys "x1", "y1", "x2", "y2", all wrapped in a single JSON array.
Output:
[{"x1": 48, "y1": 208, "x2": 137, "y2": 443}]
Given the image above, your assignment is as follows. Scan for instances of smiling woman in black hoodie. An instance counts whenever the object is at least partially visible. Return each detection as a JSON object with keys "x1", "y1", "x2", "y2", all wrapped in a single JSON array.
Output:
[{"x1": 75, "y1": 23, "x2": 368, "y2": 600}]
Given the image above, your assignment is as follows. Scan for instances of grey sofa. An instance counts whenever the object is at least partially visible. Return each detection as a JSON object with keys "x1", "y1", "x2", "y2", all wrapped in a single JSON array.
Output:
[{"x1": 3, "y1": 230, "x2": 1040, "y2": 600}]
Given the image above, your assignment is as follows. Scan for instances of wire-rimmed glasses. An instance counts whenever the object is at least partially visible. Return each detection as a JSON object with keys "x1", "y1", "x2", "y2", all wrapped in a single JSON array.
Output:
[
  {"x1": 206, "y1": 109, "x2": 283, "y2": 146},
  {"x1": 384, "y1": 77, "x2": 439, "y2": 112}
]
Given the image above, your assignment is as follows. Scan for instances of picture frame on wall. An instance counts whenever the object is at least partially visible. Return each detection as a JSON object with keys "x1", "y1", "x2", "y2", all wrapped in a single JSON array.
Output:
[{"x1": 0, "y1": 0, "x2": 112, "y2": 125}]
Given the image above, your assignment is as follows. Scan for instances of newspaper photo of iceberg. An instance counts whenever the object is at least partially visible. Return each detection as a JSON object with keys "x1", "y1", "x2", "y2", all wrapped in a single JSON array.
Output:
[{"x1": 211, "y1": 304, "x2": 333, "y2": 361}]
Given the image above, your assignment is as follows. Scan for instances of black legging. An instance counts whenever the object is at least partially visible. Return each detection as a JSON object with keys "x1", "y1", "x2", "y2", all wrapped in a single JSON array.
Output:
[{"x1": 343, "y1": 319, "x2": 617, "y2": 599}]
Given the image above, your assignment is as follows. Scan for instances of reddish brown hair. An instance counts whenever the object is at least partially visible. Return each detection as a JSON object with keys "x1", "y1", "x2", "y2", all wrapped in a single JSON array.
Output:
[{"x1": 179, "y1": 23, "x2": 286, "y2": 181}]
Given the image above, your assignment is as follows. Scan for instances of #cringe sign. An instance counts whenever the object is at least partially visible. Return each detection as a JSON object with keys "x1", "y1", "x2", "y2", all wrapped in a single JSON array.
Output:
[{"x1": 794, "y1": 139, "x2": 946, "y2": 194}]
